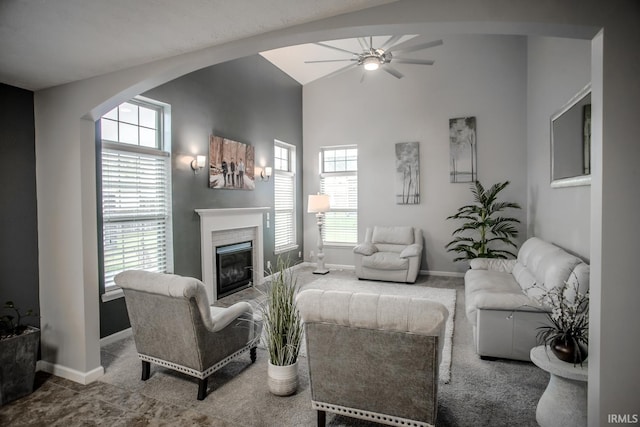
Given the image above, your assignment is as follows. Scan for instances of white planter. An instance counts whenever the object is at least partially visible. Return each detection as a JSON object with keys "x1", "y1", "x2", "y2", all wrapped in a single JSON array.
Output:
[{"x1": 267, "y1": 360, "x2": 298, "y2": 396}]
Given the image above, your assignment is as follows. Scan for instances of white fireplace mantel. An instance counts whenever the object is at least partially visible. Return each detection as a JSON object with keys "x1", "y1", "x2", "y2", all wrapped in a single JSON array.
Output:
[{"x1": 196, "y1": 207, "x2": 270, "y2": 301}]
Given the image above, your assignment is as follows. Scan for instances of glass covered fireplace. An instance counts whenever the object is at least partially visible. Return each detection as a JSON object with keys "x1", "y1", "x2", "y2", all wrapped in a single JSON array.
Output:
[{"x1": 215, "y1": 241, "x2": 253, "y2": 299}]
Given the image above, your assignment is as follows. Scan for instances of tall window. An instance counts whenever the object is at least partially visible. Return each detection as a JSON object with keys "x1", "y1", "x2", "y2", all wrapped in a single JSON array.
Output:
[
  {"x1": 274, "y1": 140, "x2": 297, "y2": 253},
  {"x1": 320, "y1": 146, "x2": 358, "y2": 244},
  {"x1": 99, "y1": 98, "x2": 173, "y2": 291}
]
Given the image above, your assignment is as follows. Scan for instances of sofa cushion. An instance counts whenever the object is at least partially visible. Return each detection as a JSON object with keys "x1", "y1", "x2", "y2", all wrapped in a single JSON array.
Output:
[
  {"x1": 465, "y1": 269, "x2": 539, "y2": 325},
  {"x1": 537, "y1": 250, "x2": 584, "y2": 291},
  {"x1": 361, "y1": 252, "x2": 409, "y2": 270},
  {"x1": 399, "y1": 243, "x2": 421, "y2": 258},
  {"x1": 372, "y1": 226, "x2": 414, "y2": 245},
  {"x1": 512, "y1": 262, "x2": 537, "y2": 290},
  {"x1": 469, "y1": 258, "x2": 516, "y2": 273}
]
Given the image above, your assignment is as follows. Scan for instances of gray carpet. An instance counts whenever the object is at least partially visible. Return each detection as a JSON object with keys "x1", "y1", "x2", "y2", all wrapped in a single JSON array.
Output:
[{"x1": 0, "y1": 267, "x2": 548, "y2": 426}]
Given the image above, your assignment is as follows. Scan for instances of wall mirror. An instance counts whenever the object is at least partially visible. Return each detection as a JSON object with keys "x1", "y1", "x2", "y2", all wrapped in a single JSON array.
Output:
[{"x1": 551, "y1": 84, "x2": 591, "y2": 188}]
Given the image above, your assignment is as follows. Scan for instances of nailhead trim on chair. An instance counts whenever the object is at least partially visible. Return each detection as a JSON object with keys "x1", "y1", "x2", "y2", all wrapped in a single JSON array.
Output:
[
  {"x1": 138, "y1": 344, "x2": 254, "y2": 380},
  {"x1": 312, "y1": 401, "x2": 434, "y2": 427}
]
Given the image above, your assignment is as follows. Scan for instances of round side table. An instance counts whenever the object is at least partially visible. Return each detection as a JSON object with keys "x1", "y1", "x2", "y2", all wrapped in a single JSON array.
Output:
[{"x1": 530, "y1": 345, "x2": 588, "y2": 427}]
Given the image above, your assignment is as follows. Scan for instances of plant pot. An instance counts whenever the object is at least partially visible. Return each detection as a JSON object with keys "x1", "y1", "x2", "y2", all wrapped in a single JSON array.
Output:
[
  {"x1": 267, "y1": 360, "x2": 298, "y2": 396},
  {"x1": 0, "y1": 327, "x2": 40, "y2": 406},
  {"x1": 550, "y1": 337, "x2": 588, "y2": 364}
]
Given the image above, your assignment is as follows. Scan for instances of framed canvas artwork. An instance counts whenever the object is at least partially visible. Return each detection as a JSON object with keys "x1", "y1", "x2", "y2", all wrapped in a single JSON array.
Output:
[
  {"x1": 395, "y1": 141, "x2": 420, "y2": 205},
  {"x1": 209, "y1": 135, "x2": 255, "y2": 190},
  {"x1": 449, "y1": 117, "x2": 477, "y2": 183}
]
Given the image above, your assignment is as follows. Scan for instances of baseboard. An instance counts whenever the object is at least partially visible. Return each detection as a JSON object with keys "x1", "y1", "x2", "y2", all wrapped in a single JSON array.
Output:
[
  {"x1": 100, "y1": 327, "x2": 132, "y2": 347},
  {"x1": 277, "y1": 262, "x2": 462, "y2": 277},
  {"x1": 325, "y1": 263, "x2": 355, "y2": 271},
  {"x1": 420, "y1": 269, "x2": 465, "y2": 278},
  {"x1": 37, "y1": 360, "x2": 104, "y2": 385}
]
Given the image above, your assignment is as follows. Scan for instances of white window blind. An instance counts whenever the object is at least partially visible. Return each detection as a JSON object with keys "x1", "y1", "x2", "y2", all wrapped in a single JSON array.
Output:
[
  {"x1": 320, "y1": 147, "x2": 357, "y2": 244},
  {"x1": 101, "y1": 145, "x2": 171, "y2": 288},
  {"x1": 274, "y1": 141, "x2": 296, "y2": 253}
]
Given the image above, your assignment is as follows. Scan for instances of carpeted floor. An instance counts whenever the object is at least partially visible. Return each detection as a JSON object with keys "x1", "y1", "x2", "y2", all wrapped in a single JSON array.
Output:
[{"x1": 0, "y1": 266, "x2": 548, "y2": 426}]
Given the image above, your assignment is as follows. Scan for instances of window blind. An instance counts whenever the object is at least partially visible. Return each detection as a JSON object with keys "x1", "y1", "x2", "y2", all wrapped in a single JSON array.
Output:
[
  {"x1": 274, "y1": 170, "x2": 296, "y2": 251},
  {"x1": 101, "y1": 147, "x2": 171, "y2": 288},
  {"x1": 320, "y1": 173, "x2": 358, "y2": 244}
]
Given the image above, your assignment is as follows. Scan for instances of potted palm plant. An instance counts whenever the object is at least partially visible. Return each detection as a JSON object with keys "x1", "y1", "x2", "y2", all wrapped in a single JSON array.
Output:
[
  {"x1": 0, "y1": 301, "x2": 39, "y2": 406},
  {"x1": 445, "y1": 180, "x2": 522, "y2": 261},
  {"x1": 261, "y1": 257, "x2": 303, "y2": 396}
]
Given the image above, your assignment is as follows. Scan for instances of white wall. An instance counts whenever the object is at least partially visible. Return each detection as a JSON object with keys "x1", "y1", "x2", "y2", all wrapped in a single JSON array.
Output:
[
  {"x1": 303, "y1": 35, "x2": 528, "y2": 274},
  {"x1": 526, "y1": 37, "x2": 591, "y2": 259}
]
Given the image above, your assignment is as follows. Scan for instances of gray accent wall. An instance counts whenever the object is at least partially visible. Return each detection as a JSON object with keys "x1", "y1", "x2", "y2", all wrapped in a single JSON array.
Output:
[
  {"x1": 0, "y1": 83, "x2": 39, "y2": 327},
  {"x1": 99, "y1": 55, "x2": 303, "y2": 337}
]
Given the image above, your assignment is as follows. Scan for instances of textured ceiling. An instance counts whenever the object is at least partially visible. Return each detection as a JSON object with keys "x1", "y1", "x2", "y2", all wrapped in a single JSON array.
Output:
[{"x1": 0, "y1": 0, "x2": 394, "y2": 91}]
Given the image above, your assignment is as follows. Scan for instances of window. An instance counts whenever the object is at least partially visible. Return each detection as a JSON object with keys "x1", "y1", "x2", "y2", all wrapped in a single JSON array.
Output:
[
  {"x1": 274, "y1": 140, "x2": 297, "y2": 253},
  {"x1": 320, "y1": 146, "x2": 357, "y2": 244},
  {"x1": 99, "y1": 98, "x2": 173, "y2": 292}
]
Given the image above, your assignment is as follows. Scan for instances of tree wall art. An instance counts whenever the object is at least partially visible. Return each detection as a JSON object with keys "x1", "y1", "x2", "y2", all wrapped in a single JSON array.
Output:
[
  {"x1": 395, "y1": 141, "x2": 420, "y2": 205},
  {"x1": 449, "y1": 117, "x2": 477, "y2": 183}
]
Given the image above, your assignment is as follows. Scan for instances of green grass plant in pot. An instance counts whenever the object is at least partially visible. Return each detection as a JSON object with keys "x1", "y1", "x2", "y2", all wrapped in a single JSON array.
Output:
[
  {"x1": 0, "y1": 301, "x2": 40, "y2": 406},
  {"x1": 445, "y1": 180, "x2": 522, "y2": 262},
  {"x1": 261, "y1": 257, "x2": 303, "y2": 396}
]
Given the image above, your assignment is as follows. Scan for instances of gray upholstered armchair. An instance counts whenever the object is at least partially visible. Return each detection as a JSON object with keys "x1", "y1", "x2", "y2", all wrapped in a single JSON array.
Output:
[
  {"x1": 353, "y1": 226, "x2": 423, "y2": 283},
  {"x1": 296, "y1": 289, "x2": 448, "y2": 427},
  {"x1": 115, "y1": 270, "x2": 260, "y2": 400}
]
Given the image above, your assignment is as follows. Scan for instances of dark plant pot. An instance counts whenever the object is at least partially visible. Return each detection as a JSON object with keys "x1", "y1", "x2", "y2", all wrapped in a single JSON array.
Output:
[
  {"x1": 0, "y1": 327, "x2": 40, "y2": 406},
  {"x1": 551, "y1": 337, "x2": 588, "y2": 364}
]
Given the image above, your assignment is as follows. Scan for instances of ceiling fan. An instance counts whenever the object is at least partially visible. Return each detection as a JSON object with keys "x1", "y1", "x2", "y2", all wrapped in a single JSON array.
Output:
[{"x1": 305, "y1": 35, "x2": 443, "y2": 81}]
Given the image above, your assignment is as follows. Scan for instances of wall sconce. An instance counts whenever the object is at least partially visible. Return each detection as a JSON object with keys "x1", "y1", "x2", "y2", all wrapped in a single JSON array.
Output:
[
  {"x1": 191, "y1": 155, "x2": 206, "y2": 174},
  {"x1": 259, "y1": 166, "x2": 272, "y2": 181}
]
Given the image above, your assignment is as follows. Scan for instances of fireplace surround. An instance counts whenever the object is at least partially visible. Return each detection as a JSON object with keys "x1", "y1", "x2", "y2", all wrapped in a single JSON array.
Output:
[{"x1": 196, "y1": 207, "x2": 269, "y2": 301}]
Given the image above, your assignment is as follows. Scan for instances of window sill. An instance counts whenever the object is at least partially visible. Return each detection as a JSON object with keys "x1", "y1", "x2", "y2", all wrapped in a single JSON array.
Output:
[
  {"x1": 324, "y1": 242, "x2": 356, "y2": 248},
  {"x1": 274, "y1": 244, "x2": 299, "y2": 255},
  {"x1": 101, "y1": 287, "x2": 124, "y2": 302}
]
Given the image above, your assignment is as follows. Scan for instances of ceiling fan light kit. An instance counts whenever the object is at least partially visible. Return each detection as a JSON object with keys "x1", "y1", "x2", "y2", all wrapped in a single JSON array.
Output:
[
  {"x1": 306, "y1": 36, "x2": 442, "y2": 81},
  {"x1": 363, "y1": 55, "x2": 381, "y2": 71}
]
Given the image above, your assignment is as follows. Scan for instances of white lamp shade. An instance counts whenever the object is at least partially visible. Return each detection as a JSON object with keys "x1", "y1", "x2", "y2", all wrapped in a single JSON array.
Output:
[
  {"x1": 264, "y1": 166, "x2": 272, "y2": 177},
  {"x1": 308, "y1": 194, "x2": 330, "y2": 213}
]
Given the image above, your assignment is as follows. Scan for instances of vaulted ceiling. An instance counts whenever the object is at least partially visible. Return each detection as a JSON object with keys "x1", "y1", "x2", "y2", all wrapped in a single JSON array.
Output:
[{"x1": 0, "y1": 0, "x2": 395, "y2": 91}]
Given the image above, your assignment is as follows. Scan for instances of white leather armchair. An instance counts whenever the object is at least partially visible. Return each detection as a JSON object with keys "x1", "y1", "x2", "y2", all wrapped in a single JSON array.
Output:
[{"x1": 353, "y1": 226, "x2": 423, "y2": 283}]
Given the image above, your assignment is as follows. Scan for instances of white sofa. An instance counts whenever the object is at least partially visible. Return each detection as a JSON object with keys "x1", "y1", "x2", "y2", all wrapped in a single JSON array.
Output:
[
  {"x1": 465, "y1": 237, "x2": 589, "y2": 361},
  {"x1": 353, "y1": 226, "x2": 423, "y2": 283}
]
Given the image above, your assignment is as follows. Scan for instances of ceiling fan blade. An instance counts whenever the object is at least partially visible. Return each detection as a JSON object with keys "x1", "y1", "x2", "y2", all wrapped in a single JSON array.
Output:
[
  {"x1": 394, "y1": 39, "x2": 443, "y2": 54},
  {"x1": 314, "y1": 42, "x2": 359, "y2": 56},
  {"x1": 358, "y1": 37, "x2": 369, "y2": 51},
  {"x1": 304, "y1": 59, "x2": 357, "y2": 64},
  {"x1": 380, "y1": 35, "x2": 403, "y2": 51},
  {"x1": 321, "y1": 63, "x2": 358, "y2": 80},
  {"x1": 383, "y1": 65, "x2": 404, "y2": 79},
  {"x1": 393, "y1": 58, "x2": 435, "y2": 65}
]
